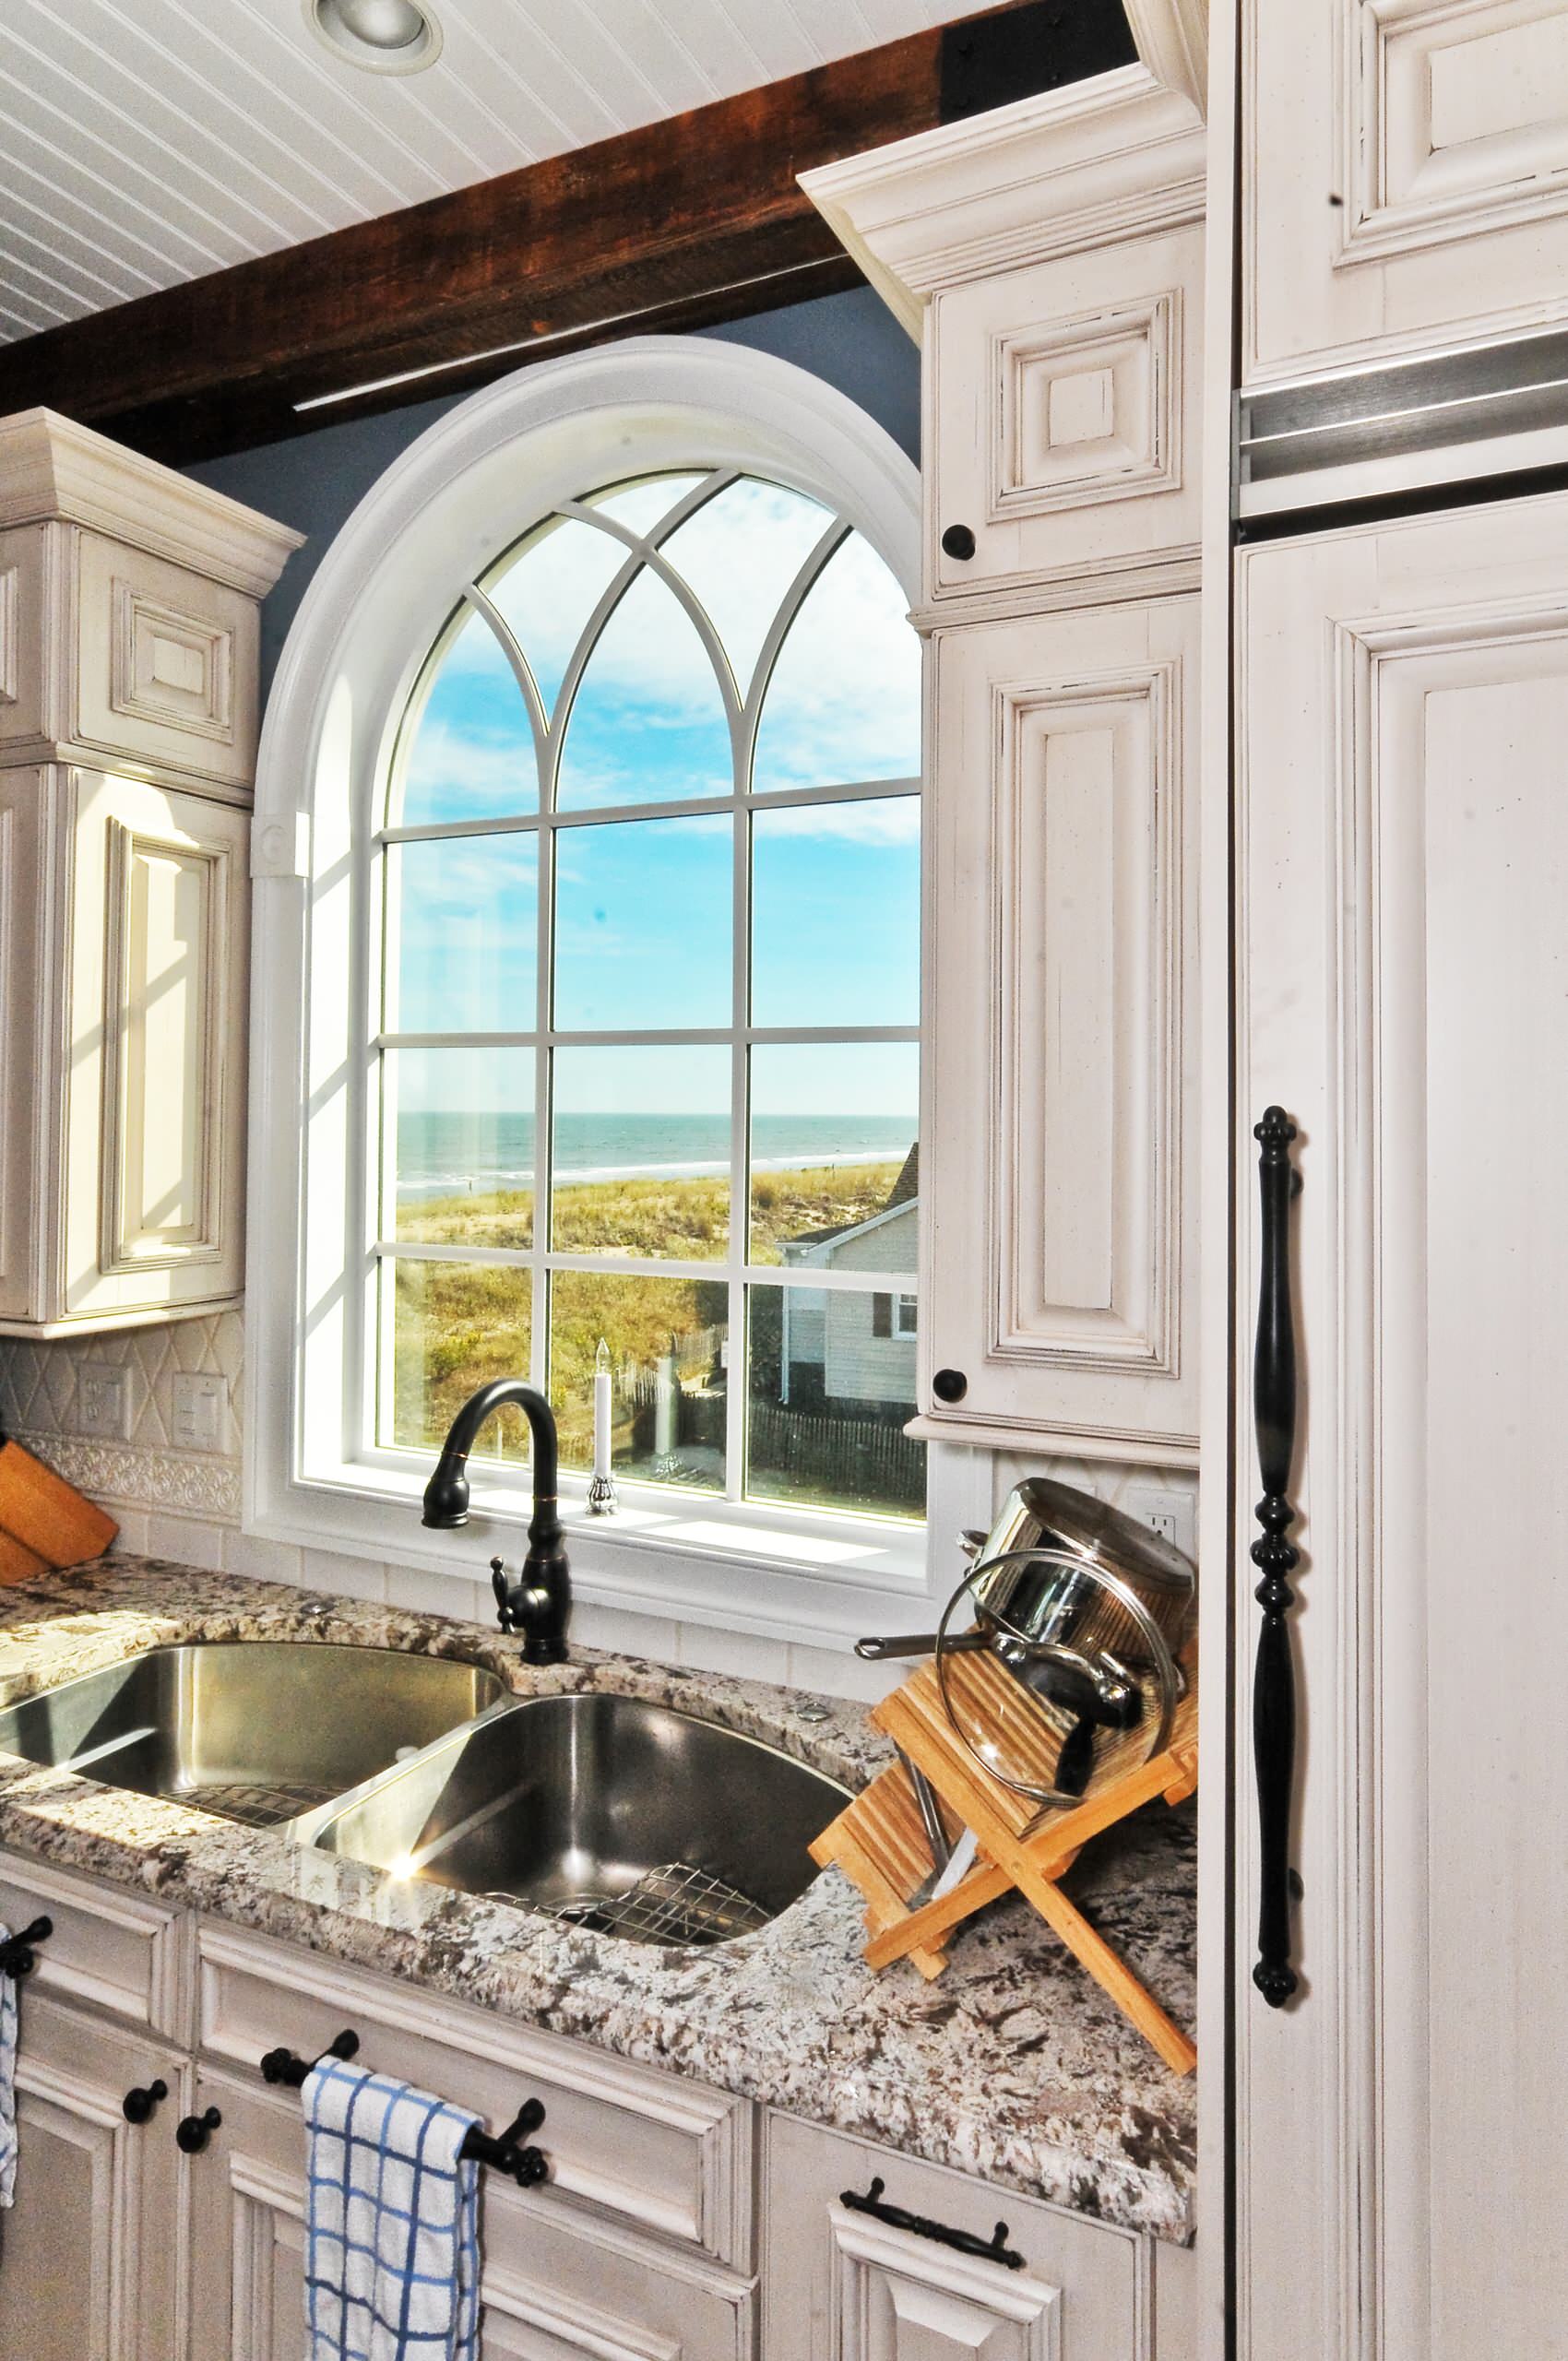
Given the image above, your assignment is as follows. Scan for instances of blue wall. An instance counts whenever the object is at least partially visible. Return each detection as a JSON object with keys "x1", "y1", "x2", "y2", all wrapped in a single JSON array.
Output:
[{"x1": 185, "y1": 287, "x2": 920, "y2": 701}]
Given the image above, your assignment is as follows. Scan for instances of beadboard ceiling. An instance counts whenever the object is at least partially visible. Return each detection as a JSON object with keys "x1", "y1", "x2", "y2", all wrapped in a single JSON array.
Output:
[{"x1": 0, "y1": 0, "x2": 953, "y2": 345}]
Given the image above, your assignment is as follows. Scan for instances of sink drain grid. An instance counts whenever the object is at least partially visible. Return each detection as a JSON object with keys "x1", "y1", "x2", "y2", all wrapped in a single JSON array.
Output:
[{"x1": 540, "y1": 1862, "x2": 771, "y2": 1948}]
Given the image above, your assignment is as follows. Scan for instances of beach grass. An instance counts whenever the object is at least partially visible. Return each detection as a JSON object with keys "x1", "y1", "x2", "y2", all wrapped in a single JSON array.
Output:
[{"x1": 388, "y1": 1158, "x2": 905, "y2": 1465}]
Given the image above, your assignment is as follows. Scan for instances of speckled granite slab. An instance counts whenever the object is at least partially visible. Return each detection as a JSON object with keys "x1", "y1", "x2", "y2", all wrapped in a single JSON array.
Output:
[{"x1": 0, "y1": 1554, "x2": 1197, "y2": 2241}]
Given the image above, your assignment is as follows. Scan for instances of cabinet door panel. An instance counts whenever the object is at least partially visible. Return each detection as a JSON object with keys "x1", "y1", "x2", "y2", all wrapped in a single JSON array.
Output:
[
  {"x1": 931, "y1": 227, "x2": 1202, "y2": 601},
  {"x1": 0, "y1": 772, "x2": 46, "y2": 1322},
  {"x1": 1244, "y1": 0, "x2": 1568, "y2": 386},
  {"x1": 0, "y1": 1992, "x2": 185, "y2": 2361},
  {"x1": 1233, "y1": 489, "x2": 1568, "y2": 2359},
  {"x1": 63, "y1": 769, "x2": 248, "y2": 1323},
  {"x1": 764, "y1": 2116, "x2": 1142, "y2": 2361},
  {"x1": 919, "y1": 598, "x2": 1198, "y2": 1461}
]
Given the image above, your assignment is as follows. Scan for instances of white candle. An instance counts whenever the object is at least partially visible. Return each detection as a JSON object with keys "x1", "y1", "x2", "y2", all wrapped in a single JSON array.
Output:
[{"x1": 593, "y1": 1338, "x2": 612, "y2": 1482}]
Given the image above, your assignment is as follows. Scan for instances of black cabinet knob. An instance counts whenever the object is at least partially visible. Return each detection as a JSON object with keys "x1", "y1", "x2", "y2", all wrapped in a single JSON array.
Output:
[
  {"x1": 941, "y1": 524, "x2": 977, "y2": 561},
  {"x1": 932, "y1": 1368, "x2": 968, "y2": 1404},
  {"x1": 122, "y1": 2079, "x2": 168, "y2": 2126},
  {"x1": 175, "y1": 2106, "x2": 221, "y2": 2154}
]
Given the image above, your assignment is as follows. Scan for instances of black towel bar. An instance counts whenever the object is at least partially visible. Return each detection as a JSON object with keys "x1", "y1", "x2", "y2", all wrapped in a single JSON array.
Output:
[
  {"x1": 258, "y1": 2036, "x2": 550, "y2": 2187},
  {"x1": 0, "y1": 1916, "x2": 53, "y2": 1978}
]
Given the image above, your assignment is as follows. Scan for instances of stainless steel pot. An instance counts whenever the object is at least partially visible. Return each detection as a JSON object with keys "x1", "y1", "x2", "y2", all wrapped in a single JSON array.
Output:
[
  {"x1": 855, "y1": 1477, "x2": 1196, "y2": 1808},
  {"x1": 961, "y1": 1477, "x2": 1194, "y2": 1677}
]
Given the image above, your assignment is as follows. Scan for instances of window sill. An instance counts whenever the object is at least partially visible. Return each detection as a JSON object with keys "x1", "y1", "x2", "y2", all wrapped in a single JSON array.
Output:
[{"x1": 245, "y1": 1449, "x2": 930, "y2": 1651}]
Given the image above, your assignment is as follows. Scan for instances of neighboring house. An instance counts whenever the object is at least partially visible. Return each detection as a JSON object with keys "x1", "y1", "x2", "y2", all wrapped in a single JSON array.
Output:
[{"x1": 780, "y1": 1148, "x2": 918, "y2": 1415}]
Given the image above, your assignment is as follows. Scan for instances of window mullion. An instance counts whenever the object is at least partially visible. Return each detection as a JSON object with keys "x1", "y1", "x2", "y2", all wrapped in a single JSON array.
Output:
[
  {"x1": 532, "y1": 702, "x2": 557, "y2": 1410},
  {"x1": 727, "y1": 753, "x2": 750, "y2": 1508}
]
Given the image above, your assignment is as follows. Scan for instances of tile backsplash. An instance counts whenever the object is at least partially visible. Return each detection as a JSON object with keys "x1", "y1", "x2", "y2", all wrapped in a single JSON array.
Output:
[{"x1": 0, "y1": 1313, "x2": 1198, "y2": 1702}]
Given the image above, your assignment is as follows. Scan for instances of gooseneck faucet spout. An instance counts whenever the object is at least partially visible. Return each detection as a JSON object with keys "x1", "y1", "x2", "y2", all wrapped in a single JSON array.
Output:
[{"x1": 421, "y1": 1378, "x2": 570, "y2": 1664}]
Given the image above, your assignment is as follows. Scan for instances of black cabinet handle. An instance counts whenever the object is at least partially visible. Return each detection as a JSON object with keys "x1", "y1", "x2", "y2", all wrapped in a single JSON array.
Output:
[
  {"x1": 940, "y1": 524, "x2": 977, "y2": 561},
  {"x1": 932, "y1": 1368, "x2": 968, "y2": 1405},
  {"x1": 1252, "y1": 1107, "x2": 1301, "y2": 2007},
  {"x1": 0, "y1": 1916, "x2": 53, "y2": 1978},
  {"x1": 122, "y1": 2079, "x2": 168, "y2": 2126},
  {"x1": 841, "y1": 2177, "x2": 1025, "y2": 2271},
  {"x1": 261, "y1": 2029, "x2": 359, "y2": 2088},
  {"x1": 175, "y1": 2106, "x2": 221, "y2": 2154}
]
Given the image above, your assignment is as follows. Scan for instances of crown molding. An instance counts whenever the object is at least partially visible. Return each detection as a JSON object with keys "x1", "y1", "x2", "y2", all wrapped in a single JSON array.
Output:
[
  {"x1": 800, "y1": 18, "x2": 1206, "y2": 335},
  {"x1": 0, "y1": 408, "x2": 303, "y2": 598}
]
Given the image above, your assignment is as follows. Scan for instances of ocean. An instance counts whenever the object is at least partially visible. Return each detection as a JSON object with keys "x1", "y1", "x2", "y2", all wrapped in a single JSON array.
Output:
[{"x1": 395, "y1": 1111, "x2": 915, "y2": 1198}]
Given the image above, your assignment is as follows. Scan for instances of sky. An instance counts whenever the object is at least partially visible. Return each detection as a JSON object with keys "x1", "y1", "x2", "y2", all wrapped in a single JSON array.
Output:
[{"x1": 387, "y1": 470, "x2": 921, "y2": 1121}]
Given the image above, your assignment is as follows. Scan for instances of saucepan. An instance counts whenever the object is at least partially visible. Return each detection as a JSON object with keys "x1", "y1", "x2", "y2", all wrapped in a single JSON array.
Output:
[{"x1": 856, "y1": 1477, "x2": 1195, "y2": 1806}]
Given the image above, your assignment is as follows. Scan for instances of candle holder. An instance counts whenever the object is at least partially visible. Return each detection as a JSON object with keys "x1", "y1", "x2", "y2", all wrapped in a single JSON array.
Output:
[{"x1": 587, "y1": 1470, "x2": 618, "y2": 1515}]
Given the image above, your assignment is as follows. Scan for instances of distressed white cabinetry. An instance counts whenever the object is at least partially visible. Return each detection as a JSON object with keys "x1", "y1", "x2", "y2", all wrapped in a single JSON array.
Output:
[
  {"x1": 0, "y1": 1989, "x2": 188, "y2": 2361},
  {"x1": 802, "y1": 37, "x2": 1205, "y2": 1457},
  {"x1": 1230, "y1": 490, "x2": 1568, "y2": 2359},
  {"x1": 1243, "y1": 0, "x2": 1568, "y2": 390},
  {"x1": 0, "y1": 408, "x2": 299, "y2": 1336},
  {"x1": 763, "y1": 2113, "x2": 1194, "y2": 2361}
]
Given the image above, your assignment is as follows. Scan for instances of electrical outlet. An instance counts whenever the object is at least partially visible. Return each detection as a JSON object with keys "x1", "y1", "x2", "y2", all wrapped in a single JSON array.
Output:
[
  {"x1": 77, "y1": 1363, "x2": 134, "y2": 1442},
  {"x1": 172, "y1": 1370, "x2": 226, "y2": 1453},
  {"x1": 1127, "y1": 1485, "x2": 1197, "y2": 1563}
]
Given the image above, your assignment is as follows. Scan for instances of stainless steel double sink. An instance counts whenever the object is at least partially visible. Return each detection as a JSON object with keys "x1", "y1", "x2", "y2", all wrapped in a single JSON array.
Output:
[{"x1": 0, "y1": 1643, "x2": 849, "y2": 1948}]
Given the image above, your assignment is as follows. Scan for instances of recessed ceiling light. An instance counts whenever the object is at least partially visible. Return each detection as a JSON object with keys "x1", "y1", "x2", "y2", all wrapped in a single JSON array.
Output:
[{"x1": 305, "y1": 0, "x2": 443, "y2": 74}]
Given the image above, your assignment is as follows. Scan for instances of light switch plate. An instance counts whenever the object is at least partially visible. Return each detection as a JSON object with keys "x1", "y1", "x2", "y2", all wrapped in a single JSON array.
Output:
[
  {"x1": 172, "y1": 1370, "x2": 226, "y2": 1453},
  {"x1": 78, "y1": 1363, "x2": 135, "y2": 1442}
]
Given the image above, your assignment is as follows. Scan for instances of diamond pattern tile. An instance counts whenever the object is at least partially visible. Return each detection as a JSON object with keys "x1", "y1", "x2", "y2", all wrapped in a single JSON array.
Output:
[{"x1": 0, "y1": 1312, "x2": 245, "y2": 1470}]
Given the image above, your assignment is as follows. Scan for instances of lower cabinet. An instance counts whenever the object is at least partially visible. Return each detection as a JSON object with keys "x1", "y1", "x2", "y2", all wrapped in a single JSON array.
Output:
[
  {"x1": 762, "y1": 2116, "x2": 1194, "y2": 2361},
  {"x1": 0, "y1": 1861, "x2": 1182, "y2": 2361},
  {"x1": 0, "y1": 1989, "x2": 187, "y2": 2361}
]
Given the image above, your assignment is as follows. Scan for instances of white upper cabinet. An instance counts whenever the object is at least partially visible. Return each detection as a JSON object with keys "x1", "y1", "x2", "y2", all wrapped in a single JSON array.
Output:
[
  {"x1": 1244, "y1": 0, "x2": 1568, "y2": 388},
  {"x1": 802, "y1": 24, "x2": 1205, "y2": 1460},
  {"x1": 0, "y1": 409, "x2": 299, "y2": 1336}
]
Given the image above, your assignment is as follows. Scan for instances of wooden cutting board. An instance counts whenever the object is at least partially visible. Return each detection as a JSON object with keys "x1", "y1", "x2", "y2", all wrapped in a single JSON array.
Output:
[{"x1": 0, "y1": 1437, "x2": 118, "y2": 1579}]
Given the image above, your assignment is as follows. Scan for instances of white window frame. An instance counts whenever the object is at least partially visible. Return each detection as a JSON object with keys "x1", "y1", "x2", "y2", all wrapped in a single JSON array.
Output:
[{"x1": 245, "y1": 335, "x2": 961, "y2": 1647}]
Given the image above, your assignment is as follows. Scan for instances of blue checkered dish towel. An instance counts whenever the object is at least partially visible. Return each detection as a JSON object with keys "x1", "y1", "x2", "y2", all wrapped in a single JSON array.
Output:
[
  {"x1": 303, "y1": 2055, "x2": 481, "y2": 2361},
  {"x1": 0, "y1": 1927, "x2": 18, "y2": 2209}
]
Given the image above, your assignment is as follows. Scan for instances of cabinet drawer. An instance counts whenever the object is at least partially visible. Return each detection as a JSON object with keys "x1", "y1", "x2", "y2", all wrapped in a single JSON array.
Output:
[
  {"x1": 196, "y1": 1922, "x2": 754, "y2": 2272},
  {"x1": 189, "y1": 2066, "x2": 754, "y2": 2361},
  {"x1": 0, "y1": 1851, "x2": 187, "y2": 2034},
  {"x1": 764, "y1": 2114, "x2": 1159, "y2": 2361},
  {"x1": 928, "y1": 225, "x2": 1203, "y2": 603},
  {"x1": 73, "y1": 529, "x2": 258, "y2": 794}
]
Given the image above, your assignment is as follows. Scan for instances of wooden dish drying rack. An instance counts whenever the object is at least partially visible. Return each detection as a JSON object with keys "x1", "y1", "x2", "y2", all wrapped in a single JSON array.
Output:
[{"x1": 811, "y1": 1643, "x2": 1198, "y2": 2075}]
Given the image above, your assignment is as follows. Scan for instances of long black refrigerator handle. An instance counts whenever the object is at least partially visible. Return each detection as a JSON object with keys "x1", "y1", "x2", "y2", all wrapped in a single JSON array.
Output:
[{"x1": 1252, "y1": 1106, "x2": 1301, "y2": 2006}]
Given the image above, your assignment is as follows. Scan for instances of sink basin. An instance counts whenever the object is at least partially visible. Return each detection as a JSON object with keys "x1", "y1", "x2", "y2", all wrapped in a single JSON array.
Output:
[
  {"x1": 0, "y1": 1643, "x2": 506, "y2": 1826},
  {"x1": 306, "y1": 1691, "x2": 851, "y2": 1946}
]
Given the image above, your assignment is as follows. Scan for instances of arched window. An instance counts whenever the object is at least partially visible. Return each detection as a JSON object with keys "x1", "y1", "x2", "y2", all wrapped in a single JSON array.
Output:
[{"x1": 249, "y1": 338, "x2": 928, "y2": 1627}]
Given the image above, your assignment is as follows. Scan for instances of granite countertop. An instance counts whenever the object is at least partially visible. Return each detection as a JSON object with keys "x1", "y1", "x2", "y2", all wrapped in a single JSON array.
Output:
[{"x1": 0, "y1": 1554, "x2": 1196, "y2": 2242}]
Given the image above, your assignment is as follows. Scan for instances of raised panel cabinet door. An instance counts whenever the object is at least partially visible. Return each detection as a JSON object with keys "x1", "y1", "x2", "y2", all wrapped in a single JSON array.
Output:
[
  {"x1": 916, "y1": 596, "x2": 1199, "y2": 1464},
  {"x1": 1231, "y1": 488, "x2": 1568, "y2": 2361},
  {"x1": 762, "y1": 2116, "x2": 1147, "y2": 2361},
  {"x1": 73, "y1": 531, "x2": 259, "y2": 796},
  {"x1": 930, "y1": 225, "x2": 1204, "y2": 601},
  {"x1": 62, "y1": 769, "x2": 249, "y2": 1326},
  {"x1": 183, "y1": 2070, "x2": 306, "y2": 2361},
  {"x1": 1244, "y1": 0, "x2": 1568, "y2": 386},
  {"x1": 0, "y1": 1990, "x2": 186, "y2": 2361},
  {"x1": 0, "y1": 771, "x2": 48, "y2": 1324}
]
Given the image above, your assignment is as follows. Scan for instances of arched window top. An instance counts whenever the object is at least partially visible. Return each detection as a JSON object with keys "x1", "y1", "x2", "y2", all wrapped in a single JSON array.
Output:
[
  {"x1": 250, "y1": 337, "x2": 929, "y2": 1619},
  {"x1": 386, "y1": 466, "x2": 917, "y2": 831}
]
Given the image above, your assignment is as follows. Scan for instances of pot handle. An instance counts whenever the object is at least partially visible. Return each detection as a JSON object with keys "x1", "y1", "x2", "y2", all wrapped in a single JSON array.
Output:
[
  {"x1": 1251, "y1": 1107, "x2": 1301, "y2": 2008},
  {"x1": 855, "y1": 1629, "x2": 991, "y2": 1663}
]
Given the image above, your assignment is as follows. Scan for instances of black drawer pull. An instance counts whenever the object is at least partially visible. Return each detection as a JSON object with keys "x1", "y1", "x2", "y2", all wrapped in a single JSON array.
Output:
[
  {"x1": 841, "y1": 2177, "x2": 1025, "y2": 2272},
  {"x1": 261, "y1": 2029, "x2": 360, "y2": 2087},
  {"x1": 175, "y1": 2106, "x2": 221, "y2": 2154},
  {"x1": 0, "y1": 1916, "x2": 53, "y2": 1978},
  {"x1": 932, "y1": 1367, "x2": 968, "y2": 1405},
  {"x1": 941, "y1": 523, "x2": 977, "y2": 561},
  {"x1": 122, "y1": 2079, "x2": 168, "y2": 2125}
]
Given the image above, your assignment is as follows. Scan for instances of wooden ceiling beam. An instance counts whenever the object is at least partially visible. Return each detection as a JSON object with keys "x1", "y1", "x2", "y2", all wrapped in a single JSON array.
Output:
[{"x1": 0, "y1": 1, "x2": 1135, "y2": 465}]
